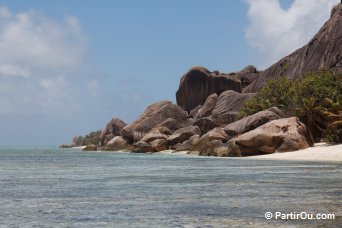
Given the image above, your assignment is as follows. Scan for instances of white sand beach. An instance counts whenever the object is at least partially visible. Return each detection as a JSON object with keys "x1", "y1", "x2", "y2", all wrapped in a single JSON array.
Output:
[
  {"x1": 251, "y1": 143, "x2": 342, "y2": 162},
  {"x1": 71, "y1": 146, "x2": 87, "y2": 149}
]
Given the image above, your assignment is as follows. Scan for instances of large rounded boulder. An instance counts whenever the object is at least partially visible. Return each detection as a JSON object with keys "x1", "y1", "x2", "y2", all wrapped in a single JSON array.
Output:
[
  {"x1": 211, "y1": 90, "x2": 255, "y2": 125},
  {"x1": 194, "y1": 93, "x2": 218, "y2": 120},
  {"x1": 224, "y1": 107, "x2": 283, "y2": 137},
  {"x1": 102, "y1": 136, "x2": 131, "y2": 151},
  {"x1": 121, "y1": 101, "x2": 188, "y2": 143},
  {"x1": 167, "y1": 126, "x2": 201, "y2": 145},
  {"x1": 132, "y1": 141, "x2": 154, "y2": 153},
  {"x1": 176, "y1": 66, "x2": 242, "y2": 112},
  {"x1": 100, "y1": 118, "x2": 127, "y2": 145},
  {"x1": 222, "y1": 117, "x2": 314, "y2": 157}
]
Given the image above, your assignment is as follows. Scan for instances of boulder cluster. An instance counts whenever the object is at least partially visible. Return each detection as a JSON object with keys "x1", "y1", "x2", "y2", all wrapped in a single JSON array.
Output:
[
  {"x1": 63, "y1": 3, "x2": 342, "y2": 157},
  {"x1": 79, "y1": 65, "x2": 313, "y2": 156}
]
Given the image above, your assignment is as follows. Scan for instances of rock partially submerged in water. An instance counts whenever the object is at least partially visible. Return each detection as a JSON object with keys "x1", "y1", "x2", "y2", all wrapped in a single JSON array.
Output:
[
  {"x1": 151, "y1": 139, "x2": 169, "y2": 152},
  {"x1": 83, "y1": 144, "x2": 97, "y2": 151},
  {"x1": 198, "y1": 140, "x2": 226, "y2": 156},
  {"x1": 132, "y1": 141, "x2": 154, "y2": 153},
  {"x1": 101, "y1": 136, "x2": 132, "y2": 151},
  {"x1": 59, "y1": 144, "x2": 75, "y2": 148}
]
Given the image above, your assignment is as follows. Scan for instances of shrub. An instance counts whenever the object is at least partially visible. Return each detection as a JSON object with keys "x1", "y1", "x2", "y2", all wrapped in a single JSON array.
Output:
[
  {"x1": 240, "y1": 70, "x2": 342, "y2": 143},
  {"x1": 239, "y1": 77, "x2": 294, "y2": 117}
]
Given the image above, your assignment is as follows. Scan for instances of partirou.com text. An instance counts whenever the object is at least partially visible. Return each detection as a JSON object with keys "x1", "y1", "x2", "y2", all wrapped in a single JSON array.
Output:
[{"x1": 264, "y1": 211, "x2": 335, "y2": 220}]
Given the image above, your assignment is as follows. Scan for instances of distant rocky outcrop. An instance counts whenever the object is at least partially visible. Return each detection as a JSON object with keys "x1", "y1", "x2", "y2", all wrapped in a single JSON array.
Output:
[
  {"x1": 60, "y1": 130, "x2": 101, "y2": 148},
  {"x1": 176, "y1": 66, "x2": 242, "y2": 112},
  {"x1": 244, "y1": 3, "x2": 342, "y2": 93},
  {"x1": 72, "y1": 136, "x2": 84, "y2": 146}
]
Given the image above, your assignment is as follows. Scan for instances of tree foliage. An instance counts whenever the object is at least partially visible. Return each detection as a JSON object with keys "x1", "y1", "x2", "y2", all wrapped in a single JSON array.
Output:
[{"x1": 82, "y1": 130, "x2": 102, "y2": 146}]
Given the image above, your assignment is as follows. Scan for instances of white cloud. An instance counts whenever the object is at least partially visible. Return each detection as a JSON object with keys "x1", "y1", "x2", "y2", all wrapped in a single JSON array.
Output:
[
  {"x1": 244, "y1": 0, "x2": 339, "y2": 68},
  {"x1": 0, "y1": 65, "x2": 31, "y2": 78},
  {"x1": 0, "y1": 6, "x2": 96, "y2": 117}
]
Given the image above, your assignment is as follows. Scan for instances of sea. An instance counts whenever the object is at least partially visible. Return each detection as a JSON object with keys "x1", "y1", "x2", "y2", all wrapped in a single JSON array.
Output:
[{"x1": 0, "y1": 147, "x2": 341, "y2": 227}]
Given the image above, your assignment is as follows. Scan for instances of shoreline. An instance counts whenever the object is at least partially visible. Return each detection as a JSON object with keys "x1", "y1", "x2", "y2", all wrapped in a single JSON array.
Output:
[
  {"x1": 157, "y1": 143, "x2": 342, "y2": 162},
  {"x1": 75, "y1": 143, "x2": 342, "y2": 162},
  {"x1": 248, "y1": 143, "x2": 342, "y2": 162}
]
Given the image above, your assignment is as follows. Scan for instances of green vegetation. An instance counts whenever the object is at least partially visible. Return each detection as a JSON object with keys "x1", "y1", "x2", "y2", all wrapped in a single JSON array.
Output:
[
  {"x1": 240, "y1": 77, "x2": 294, "y2": 116},
  {"x1": 82, "y1": 130, "x2": 102, "y2": 146},
  {"x1": 240, "y1": 70, "x2": 342, "y2": 143},
  {"x1": 282, "y1": 60, "x2": 291, "y2": 71},
  {"x1": 322, "y1": 98, "x2": 342, "y2": 143}
]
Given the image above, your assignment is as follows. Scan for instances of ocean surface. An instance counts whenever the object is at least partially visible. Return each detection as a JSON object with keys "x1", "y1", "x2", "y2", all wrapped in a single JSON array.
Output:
[{"x1": 0, "y1": 147, "x2": 341, "y2": 227}]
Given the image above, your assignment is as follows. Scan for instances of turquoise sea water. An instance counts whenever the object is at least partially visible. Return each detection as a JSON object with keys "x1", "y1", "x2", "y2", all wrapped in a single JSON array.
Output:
[{"x1": 0, "y1": 147, "x2": 341, "y2": 227}]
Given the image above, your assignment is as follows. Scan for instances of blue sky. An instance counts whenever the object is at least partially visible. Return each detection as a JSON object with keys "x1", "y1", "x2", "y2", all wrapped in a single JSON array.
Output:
[{"x1": 0, "y1": 0, "x2": 338, "y2": 146}]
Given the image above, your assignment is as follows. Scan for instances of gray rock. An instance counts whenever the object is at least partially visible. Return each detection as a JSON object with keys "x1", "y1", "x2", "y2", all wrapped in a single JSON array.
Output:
[
  {"x1": 151, "y1": 139, "x2": 169, "y2": 152},
  {"x1": 202, "y1": 127, "x2": 230, "y2": 142},
  {"x1": 224, "y1": 117, "x2": 314, "y2": 156},
  {"x1": 198, "y1": 140, "x2": 225, "y2": 156},
  {"x1": 193, "y1": 117, "x2": 219, "y2": 135},
  {"x1": 174, "y1": 135, "x2": 200, "y2": 151},
  {"x1": 121, "y1": 101, "x2": 188, "y2": 143},
  {"x1": 241, "y1": 73, "x2": 259, "y2": 89},
  {"x1": 167, "y1": 126, "x2": 201, "y2": 145},
  {"x1": 140, "y1": 128, "x2": 169, "y2": 143},
  {"x1": 211, "y1": 90, "x2": 255, "y2": 125},
  {"x1": 102, "y1": 136, "x2": 131, "y2": 151},
  {"x1": 194, "y1": 93, "x2": 218, "y2": 119},
  {"x1": 82, "y1": 144, "x2": 97, "y2": 151},
  {"x1": 154, "y1": 118, "x2": 182, "y2": 132},
  {"x1": 224, "y1": 107, "x2": 283, "y2": 137},
  {"x1": 176, "y1": 66, "x2": 242, "y2": 112},
  {"x1": 100, "y1": 118, "x2": 127, "y2": 146},
  {"x1": 189, "y1": 105, "x2": 202, "y2": 118},
  {"x1": 132, "y1": 141, "x2": 154, "y2": 153}
]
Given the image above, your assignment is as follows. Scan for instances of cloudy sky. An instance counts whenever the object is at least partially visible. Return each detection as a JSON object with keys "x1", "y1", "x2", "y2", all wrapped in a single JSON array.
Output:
[{"x1": 0, "y1": 0, "x2": 338, "y2": 146}]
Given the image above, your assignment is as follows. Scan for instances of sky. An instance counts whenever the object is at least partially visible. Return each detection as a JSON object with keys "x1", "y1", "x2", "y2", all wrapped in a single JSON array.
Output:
[{"x1": 0, "y1": 0, "x2": 338, "y2": 146}]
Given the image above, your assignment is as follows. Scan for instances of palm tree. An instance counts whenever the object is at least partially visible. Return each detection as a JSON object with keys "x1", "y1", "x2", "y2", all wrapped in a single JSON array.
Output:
[
  {"x1": 295, "y1": 97, "x2": 327, "y2": 142},
  {"x1": 321, "y1": 98, "x2": 342, "y2": 143}
]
